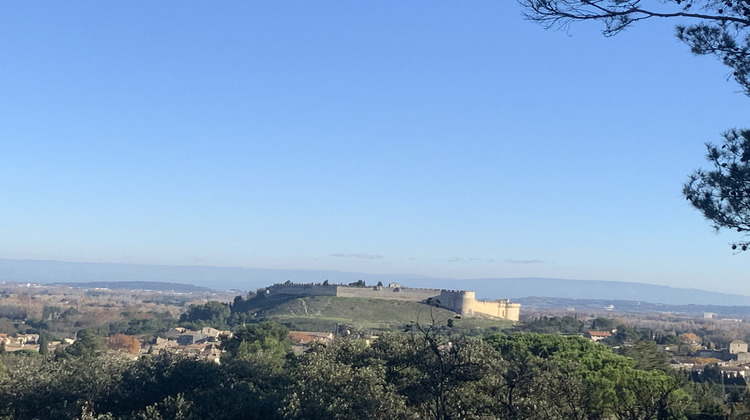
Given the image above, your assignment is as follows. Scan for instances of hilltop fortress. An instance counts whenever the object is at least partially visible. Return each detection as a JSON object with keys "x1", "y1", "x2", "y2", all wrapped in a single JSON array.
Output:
[{"x1": 266, "y1": 282, "x2": 520, "y2": 321}]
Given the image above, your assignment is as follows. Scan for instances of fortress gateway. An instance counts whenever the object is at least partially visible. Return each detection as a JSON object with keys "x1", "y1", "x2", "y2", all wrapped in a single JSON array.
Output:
[{"x1": 266, "y1": 283, "x2": 520, "y2": 322}]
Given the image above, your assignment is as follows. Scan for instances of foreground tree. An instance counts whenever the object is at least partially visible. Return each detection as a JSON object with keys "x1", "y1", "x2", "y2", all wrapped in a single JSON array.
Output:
[
  {"x1": 522, "y1": 0, "x2": 750, "y2": 249},
  {"x1": 684, "y1": 129, "x2": 750, "y2": 250},
  {"x1": 521, "y1": 0, "x2": 750, "y2": 94},
  {"x1": 0, "y1": 329, "x2": 741, "y2": 419},
  {"x1": 485, "y1": 333, "x2": 691, "y2": 419},
  {"x1": 285, "y1": 338, "x2": 413, "y2": 420},
  {"x1": 179, "y1": 301, "x2": 231, "y2": 329},
  {"x1": 220, "y1": 321, "x2": 292, "y2": 363}
]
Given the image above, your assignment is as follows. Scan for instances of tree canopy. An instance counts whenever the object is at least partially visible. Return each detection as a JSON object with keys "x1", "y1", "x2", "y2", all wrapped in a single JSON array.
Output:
[
  {"x1": 220, "y1": 321, "x2": 292, "y2": 364},
  {"x1": 684, "y1": 129, "x2": 750, "y2": 250},
  {"x1": 522, "y1": 0, "x2": 750, "y2": 249},
  {"x1": 522, "y1": 0, "x2": 750, "y2": 94},
  {"x1": 0, "y1": 330, "x2": 740, "y2": 419}
]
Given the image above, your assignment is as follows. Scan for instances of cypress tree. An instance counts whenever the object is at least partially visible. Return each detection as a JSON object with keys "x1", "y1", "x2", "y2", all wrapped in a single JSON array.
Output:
[{"x1": 38, "y1": 332, "x2": 49, "y2": 356}]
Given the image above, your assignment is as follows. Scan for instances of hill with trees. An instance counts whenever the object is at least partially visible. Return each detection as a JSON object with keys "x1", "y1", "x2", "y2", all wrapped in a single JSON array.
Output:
[{"x1": 182, "y1": 292, "x2": 513, "y2": 335}]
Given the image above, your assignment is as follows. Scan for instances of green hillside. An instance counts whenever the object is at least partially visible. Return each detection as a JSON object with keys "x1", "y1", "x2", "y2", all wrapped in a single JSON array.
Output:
[{"x1": 245, "y1": 295, "x2": 514, "y2": 334}]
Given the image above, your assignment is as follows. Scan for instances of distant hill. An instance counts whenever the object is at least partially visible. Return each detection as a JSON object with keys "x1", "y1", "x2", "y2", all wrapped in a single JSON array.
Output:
[
  {"x1": 400, "y1": 278, "x2": 750, "y2": 307},
  {"x1": 1, "y1": 258, "x2": 749, "y2": 306},
  {"x1": 236, "y1": 294, "x2": 511, "y2": 333},
  {"x1": 515, "y1": 296, "x2": 750, "y2": 317},
  {"x1": 50, "y1": 281, "x2": 211, "y2": 293},
  {"x1": 0, "y1": 258, "x2": 398, "y2": 291}
]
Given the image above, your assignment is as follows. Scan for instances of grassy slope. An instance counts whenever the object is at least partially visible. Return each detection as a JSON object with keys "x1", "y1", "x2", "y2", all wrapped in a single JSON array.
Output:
[{"x1": 248, "y1": 295, "x2": 514, "y2": 334}]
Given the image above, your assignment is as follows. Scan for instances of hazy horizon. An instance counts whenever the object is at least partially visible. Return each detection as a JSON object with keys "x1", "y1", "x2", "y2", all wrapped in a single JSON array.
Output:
[{"x1": 3, "y1": 257, "x2": 750, "y2": 308}]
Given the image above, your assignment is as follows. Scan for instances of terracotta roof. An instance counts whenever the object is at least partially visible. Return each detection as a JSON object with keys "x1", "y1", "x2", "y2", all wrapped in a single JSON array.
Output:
[{"x1": 288, "y1": 331, "x2": 333, "y2": 344}]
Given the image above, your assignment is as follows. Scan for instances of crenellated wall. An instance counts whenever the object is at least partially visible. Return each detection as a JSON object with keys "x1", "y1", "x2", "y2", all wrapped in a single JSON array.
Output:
[
  {"x1": 335, "y1": 285, "x2": 439, "y2": 301},
  {"x1": 266, "y1": 283, "x2": 519, "y2": 321},
  {"x1": 266, "y1": 283, "x2": 337, "y2": 296},
  {"x1": 438, "y1": 290, "x2": 467, "y2": 314}
]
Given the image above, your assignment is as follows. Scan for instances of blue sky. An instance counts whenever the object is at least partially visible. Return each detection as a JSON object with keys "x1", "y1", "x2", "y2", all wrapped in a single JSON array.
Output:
[{"x1": 2, "y1": 1, "x2": 750, "y2": 294}]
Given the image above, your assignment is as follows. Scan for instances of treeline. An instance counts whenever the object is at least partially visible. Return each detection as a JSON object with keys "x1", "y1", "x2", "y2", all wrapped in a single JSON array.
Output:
[{"x1": 0, "y1": 323, "x2": 742, "y2": 420}]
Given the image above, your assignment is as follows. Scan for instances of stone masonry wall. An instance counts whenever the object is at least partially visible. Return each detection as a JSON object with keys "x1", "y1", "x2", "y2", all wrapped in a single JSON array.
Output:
[
  {"x1": 438, "y1": 290, "x2": 520, "y2": 321},
  {"x1": 266, "y1": 283, "x2": 337, "y2": 297},
  {"x1": 335, "y1": 286, "x2": 440, "y2": 301},
  {"x1": 461, "y1": 298, "x2": 521, "y2": 321}
]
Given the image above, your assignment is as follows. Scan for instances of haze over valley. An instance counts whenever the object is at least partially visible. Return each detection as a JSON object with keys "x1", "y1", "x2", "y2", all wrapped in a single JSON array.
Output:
[{"x1": 2, "y1": 258, "x2": 748, "y2": 307}]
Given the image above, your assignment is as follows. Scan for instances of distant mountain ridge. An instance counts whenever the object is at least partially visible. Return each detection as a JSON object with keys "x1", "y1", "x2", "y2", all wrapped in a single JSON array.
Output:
[
  {"x1": 514, "y1": 296, "x2": 750, "y2": 317},
  {"x1": 0, "y1": 258, "x2": 748, "y2": 306},
  {"x1": 50, "y1": 281, "x2": 211, "y2": 292},
  {"x1": 400, "y1": 278, "x2": 750, "y2": 307}
]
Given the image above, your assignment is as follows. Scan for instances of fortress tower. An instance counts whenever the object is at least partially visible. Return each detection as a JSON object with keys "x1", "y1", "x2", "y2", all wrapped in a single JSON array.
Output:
[{"x1": 437, "y1": 290, "x2": 520, "y2": 321}]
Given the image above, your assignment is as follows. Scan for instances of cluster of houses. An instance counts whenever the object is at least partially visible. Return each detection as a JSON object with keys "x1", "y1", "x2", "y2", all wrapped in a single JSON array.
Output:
[
  {"x1": 584, "y1": 331, "x2": 612, "y2": 342},
  {"x1": 672, "y1": 339, "x2": 750, "y2": 379},
  {"x1": 0, "y1": 327, "x2": 336, "y2": 363},
  {"x1": 145, "y1": 327, "x2": 231, "y2": 363},
  {"x1": 146, "y1": 327, "x2": 334, "y2": 361},
  {"x1": 0, "y1": 333, "x2": 74, "y2": 353},
  {"x1": 584, "y1": 329, "x2": 750, "y2": 380},
  {"x1": 5, "y1": 323, "x2": 750, "y2": 382}
]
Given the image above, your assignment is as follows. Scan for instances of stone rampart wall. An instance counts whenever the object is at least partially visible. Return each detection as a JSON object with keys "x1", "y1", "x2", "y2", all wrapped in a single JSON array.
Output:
[
  {"x1": 438, "y1": 290, "x2": 467, "y2": 314},
  {"x1": 462, "y1": 299, "x2": 520, "y2": 321},
  {"x1": 438, "y1": 290, "x2": 520, "y2": 321},
  {"x1": 267, "y1": 283, "x2": 337, "y2": 297},
  {"x1": 335, "y1": 286, "x2": 440, "y2": 301},
  {"x1": 504, "y1": 303, "x2": 521, "y2": 322},
  {"x1": 266, "y1": 283, "x2": 520, "y2": 321}
]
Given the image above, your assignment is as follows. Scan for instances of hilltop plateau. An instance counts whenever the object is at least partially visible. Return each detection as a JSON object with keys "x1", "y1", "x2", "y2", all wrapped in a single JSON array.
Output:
[{"x1": 236, "y1": 293, "x2": 512, "y2": 334}]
